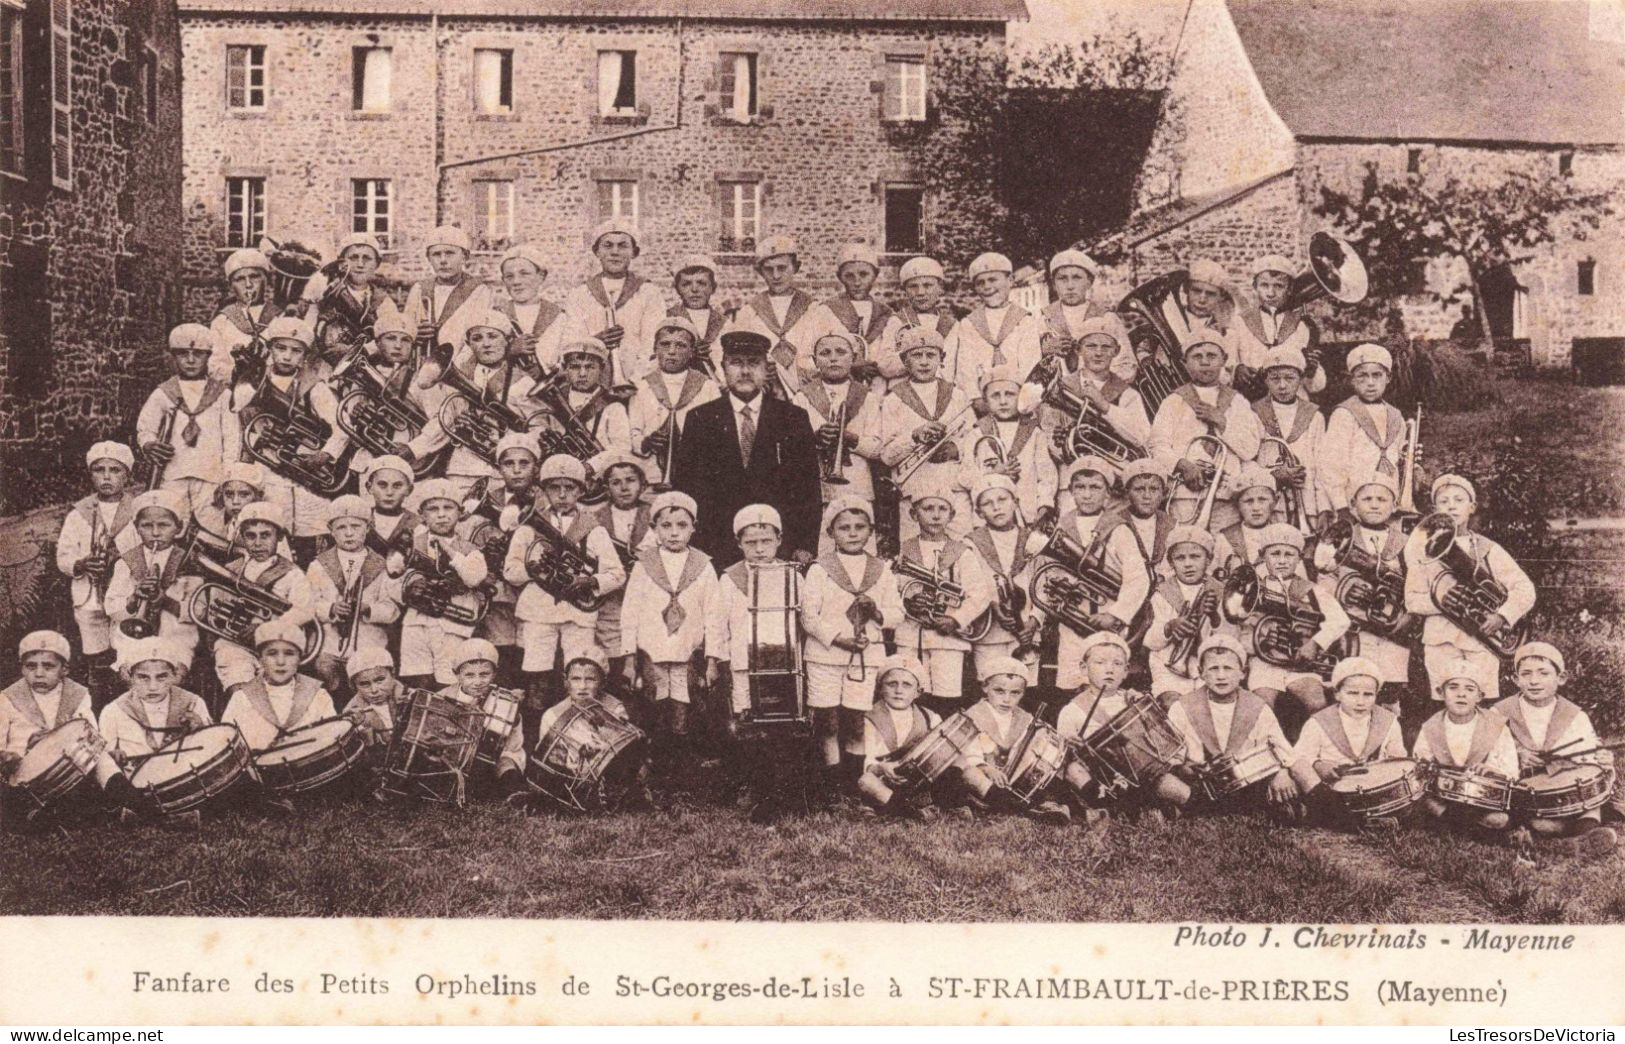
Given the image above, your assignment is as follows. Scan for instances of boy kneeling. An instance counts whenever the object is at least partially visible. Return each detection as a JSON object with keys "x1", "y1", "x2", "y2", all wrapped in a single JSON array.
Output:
[{"x1": 1289, "y1": 656, "x2": 1409, "y2": 831}]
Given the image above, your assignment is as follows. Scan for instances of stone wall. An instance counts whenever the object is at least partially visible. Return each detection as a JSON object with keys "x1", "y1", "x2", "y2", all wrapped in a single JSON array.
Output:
[
  {"x1": 0, "y1": 0, "x2": 184, "y2": 514},
  {"x1": 180, "y1": 13, "x2": 1003, "y2": 319}
]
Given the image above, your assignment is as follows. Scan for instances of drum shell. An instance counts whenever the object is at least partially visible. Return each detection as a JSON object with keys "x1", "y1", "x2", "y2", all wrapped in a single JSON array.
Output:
[
  {"x1": 890, "y1": 712, "x2": 980, "y2": 789},
  {"x1": 1327, "y1": 758, "x2": 1425, "y2": 819},
  {"x1": 1427, "y1": 765, "x2": 1514, "y2": 812},
  {"x1": 1074, "y1": 697, "x2": 1184, "y2": 792},
  {"x1": 381, "y1": 689, "x2": 482, "y2": 803},
  {"x1": 1004, "y1": 723, "x2": 1070, "y2": 805},
  {"x1": 473, "y1": 691, "x2": 523, "y2": 770},
  {"x1": 129, "y1": 725, "x2": 253, "y2": 814},
  {"x1": 11, "y1": 720, "x2": 102, "y2": 806},
  {"x1": 1200, "y1": 745, "x2": 1282, "y2": 801},
  {"x1": 526, "y1": 699, "x2": 647, "y2": 814},
  {"x1": 1514, "y1": 764, "x2": 1615, "y2": 819},
  {"x1": 253, "y1": 718, "x2": 366, "y2": 794}
]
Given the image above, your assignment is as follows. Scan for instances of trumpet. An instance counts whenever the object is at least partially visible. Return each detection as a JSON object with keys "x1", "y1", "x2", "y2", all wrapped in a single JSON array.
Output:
[
  {"x1": 1116, "y1": 270, "x2": 1192, "y2": 416},
  {"x1": 1169, "y1": 434, "x2": 1230, "y2": 529},
  {"x1": 185, "y1": 553, "x2": 324, "y2": 664},
  {"x1": 118, "y1": 559, "x2": 173, "y2": 640},
  {"x1": 1027, "y1": 516, "x2": 1124, "y2": 638},
  {"x1": 1256, "y1": 436, "x2": 1310, "y2": 534},
  {"x1": 393, "y1": 538, "x2": 491, "y2": 627},
  {"x1": 819, "y1": 396, "x2": 851, "y2": 486},
  {"x1": 241, "y1": 379, "x2": 355, "y2": 497},
  {"x1": 1325, "y1": 517, "x2": 1411, "y2": 637},
  {"x1": 520, "y1": 515, "x2": 605, "y2": 612},
  {"x1": 652, "y1": 407, "x2": 680, "y2": 494},
  {"x1": 893, "y1": 403, "x2": 975, "y2": 486},
  {"x1": 1395, "y1": 404, "x2": 1423, "y2": 532},
  {"x1": 1418, "y1": 513, "x2": 1527, "y2": 657},
  {"x1": 1220, "y1": 563, "x2": 1349, "y2": 680},
  {"x1": 436, "y1": 361, "x2": 534, "y2": 466},
  {"x1": 141, "y1": 405, "x2": 178, "y2": 492},
  {"x1": 334, "y1": 567, "x2": 367, "y2": 658},
  {"x1": 1040, "y1": 375, "x2": 1146, "y2": 467},
  {"x1": 1166, "y1": 584, "x2": 1222, "y2": 679},
  {"x1": 893, "y1": 556, "x2": 993, "y2": 642}
]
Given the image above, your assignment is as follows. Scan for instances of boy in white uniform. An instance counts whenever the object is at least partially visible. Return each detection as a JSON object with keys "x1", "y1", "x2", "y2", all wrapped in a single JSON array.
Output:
[
  {"x1": 307, "y1": 494, "x2": 403, "y2": 699},
  {"x1": 893, "y1": 487, "x2": 994, "y2": 717},
  {"x1": 1317, "y1": 343, "x2": 1409, "y2": 516},
  {"x1": 958, "y1": 365, "x2": 1055, "y2": 527},
  {"x1": 628, "y1": 316, "x2": 721, "y2": 486},
  {"x1": 800, "y1": 242, "x2": 902, "y2": 384},
  {"x1": 495, "y1": 243, "x2": 567, "y2": 377},
  {"x1": 727, "y1": 235, "x2": 819, "y2": 400},
  {"x1": 1143, "y1": 525, "x2": 1232, "y2": 704},
  {"x1": 210, "y1": 501, "x2": 315, "y2": 694},
  {"x1": 795, "y1": 332, "x2": 884, "y2": 549},
  {"x1": 99, "y1": 637, "x2": 212, "y2": 764},
  {"x1": 944, "y1": 252, "x2": 1042, "y2": 402},
  {"x1": 560, "y1": 219, "x2": 669, "y2": 387},
  {"x1": 1036, "y1": 315, "x2": 1150, "y2": 485},
  {"x1": 1034, "y1": 249, "x2": 1108, "y2": 381},
  {"x1": 876, "y1": 327, "x2": 974, "y2": 543},
  {"x1": 208, "y1": 247, "x2": 281, "y2": 382},
  {"x1": 402, "y1": 225, "x2": 496, "y2": 366},
  {"x1": 1413, "y1": 657, "x2": 1518, "y2": 838},
  {"x1": 138, "y1": 323, "x2": 241, "y2": 515},
  {"x1": 1252, "y1": 345, "x2": 1326, "y2": 525},
  {"x1": 883, "y1": 256, "x2": 958, "y2": 378},
  {"x1": 1165, "y1": 634, "x2": 1299, "y2": 813},
  {"x1": 1229, "y1": 254, "x2": 1328, "y2": 398},
  {"x1": 856, "y1": 654, "x2": 944, "y2": 819},
  {"x1": 962, "y1": 473, "x2": 1041, "y2": 683},
  {"x1": 57, "y1": 442, "x2": 142, "y2": 703},
  {"x1": 1242, "y1": 523, "x2": 1349, "y2": 736},
  {"x1": 105, "y1": 490, "x2": 203, "y2": 677},
  {"x1": 1311, "y1": 477, "x2": 1412, "y2": 702},
  {"x1": 391, "y1": 478, "x2": 489, "y2": 691},
  {"x1": 221, "y1": 618, "x2": 338, "y2": 753},
  {"x1": 1146, "y1": 338, "x2": 1262, "y2": 532},
  {"x1": 1289, "y1": 656, "x2": 1409, "y2": 829}
]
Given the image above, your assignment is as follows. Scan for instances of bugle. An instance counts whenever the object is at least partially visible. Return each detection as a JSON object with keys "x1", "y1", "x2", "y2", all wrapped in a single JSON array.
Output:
[
  {"x1": 79, "y1": 509, "x2": 115, "y2": 611},
  {"x1": 893, "y1": 403, "x2": 975, "y2": 486},
  {"x1": 1166, "y1": 584, "x2": 1222, "y2": 679},
  {"x1": 334, "y1": 567, "x2": 367, "y2": 658},
  {"x1": 1169, "y1": 434, "x2": 1229, "y2": 529},
  {"x1": 1417, "y1": 513, "x2": 1527, "y2": 658},
  {"x1": 141, "y1": 405, "x2": 178, "y2": 492},
  {"x1": 819, "y1": 396, "x2": 851, "y2": 486}
]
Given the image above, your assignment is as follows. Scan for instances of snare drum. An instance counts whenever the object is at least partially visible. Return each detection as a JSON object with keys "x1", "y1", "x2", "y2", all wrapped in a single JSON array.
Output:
[
  {"x1": 129, "y1": 725, "x2": 252, "y2": 814},
  {"x1": 381, "y1": 688, "x2": 482, "y2": 804},
  {"x1": 1074, "y1": 696, "x2": 1185, "y2": 794},
  {"x1": 10, "y1": 720, "x2": 105, "y2": 808},
  {"x1": 254, "y1": 718, "x2": 366, "y2": 795},
  {"x1": 1515, "y1": 763, "x2": 1615, "y2": 819},
  {"x1": 1200, "y1": 744, "x2": 1283, "y2": 801},
  {"x1": 889, "y1": 712, "x2": 981, "y2": 790},
  {"x1": 1328, "y1": 758, "x2": 1425, "y2": 819},
  {"x1": 1428, "y1": 765, "x2": 1514, "y2": 812},
  {"x1": 1004, "y1": 723, "x2": 1070, "y2": 806},
  {"x1": 525, "y1": 698, "x2": 648, "y2": 814},
  {"x1": 473, "y1": 688, "x2": 523, "y2": 770}
]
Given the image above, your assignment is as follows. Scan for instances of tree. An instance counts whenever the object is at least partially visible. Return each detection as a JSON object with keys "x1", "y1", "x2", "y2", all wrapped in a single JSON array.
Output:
[{"x1": 1314, "y1": 163, "x2": 1614, "y2": 344}]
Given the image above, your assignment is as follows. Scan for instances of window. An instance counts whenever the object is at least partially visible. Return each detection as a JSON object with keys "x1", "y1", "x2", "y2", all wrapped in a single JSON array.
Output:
[
  {"x1": 226, "y1": 176, "x2": 266, "y2": 248},
  {"x1": 597, "y1": 50, "x2": 636, "y2": 116},
  {"x1": 718, "y1": 180, "x2": 761, "y2": 254},
  {"x1": 352, "y1": 47, "x2": 392, "y2": 112},
  {"x1": 596, "y1": 178, "x2": 638, "y2": 224},
  {"x1": 883, "y1": 185, "x2": 924, "y2": 254},
  {"x1": 473, "y1": 179, "x2": 514, "y2": 252},
  {"x1": 352, "y1": 178, "x2": 391, "y2": 248},
  {"x1": 225, "y1": 45, "x2": 266, "y2": 110},
  {"x1": 473, "y1": 48, "x2": 512, "y2": 114},
  {"x1": 141, "y1": 45, "x2": 159, "y2": 123},
  {"x1": 719, "y1": 51, "x2": 757, "y2": 121},
  {"x1": 1578, "y1": 259, "x2": 1597, "y2": 296},
  {"x1": 1406, "y1": 147, "x2": 1422, "y2": 173},
  {"x1": 1560, "y1": 150, "x2": 1575, "y2": 176},
  {"x1": 0, "y1": 4, "x2": 22, "y2": 176},
  {"x1": 883, "y1": 56, "x2": 926, "y2": 121},
  {"x1": 50, "y1": 0, "x2": 71, "y2": 187}
]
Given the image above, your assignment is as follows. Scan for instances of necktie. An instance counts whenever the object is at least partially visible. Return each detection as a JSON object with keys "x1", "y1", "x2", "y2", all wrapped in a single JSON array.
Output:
[
  {"x1": 343, "y1": 555, "x2": 358, "y2": 589},
  {"x1": 738, "y1": 404, "x2": 756, "y2": 468}
]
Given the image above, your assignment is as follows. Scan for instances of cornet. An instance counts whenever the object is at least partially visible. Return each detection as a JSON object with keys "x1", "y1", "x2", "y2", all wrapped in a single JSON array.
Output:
[
  {"x1": 141, "y1": 405, "x2": 177, "y2": 492},
  {"x1": 893, "y1": 403, "x2": 975, "y2": 486}
]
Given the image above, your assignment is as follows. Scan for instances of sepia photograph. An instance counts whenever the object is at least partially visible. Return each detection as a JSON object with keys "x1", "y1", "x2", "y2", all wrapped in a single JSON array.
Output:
[{"x1": 2, "y1": 0, "x2": 1625, "y2": 974}]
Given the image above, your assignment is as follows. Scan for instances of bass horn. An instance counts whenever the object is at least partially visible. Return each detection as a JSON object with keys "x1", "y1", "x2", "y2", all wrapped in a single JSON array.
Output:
[
  {"x1": 1026, "y1": 516, "x2": 1124, "y2": 639},
  {"x1": 1116, "y1": 271, "x2": 1192, "y2": 417},
  {"x1": 184, "y1": 554, "x2": 324, "y2": 664},
  {"x1": 1283, "y1": 232, "x2": 1369, "y2": 312}
]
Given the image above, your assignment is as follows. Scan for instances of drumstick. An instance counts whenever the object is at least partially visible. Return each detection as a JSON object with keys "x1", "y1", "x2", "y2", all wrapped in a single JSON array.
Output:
[
  {"x1": 1077, "y1": 681, "x2": 1119, "y2": 744},
  {"x1": 128, "y1": 743, "x2": 206, "y2": 769}
]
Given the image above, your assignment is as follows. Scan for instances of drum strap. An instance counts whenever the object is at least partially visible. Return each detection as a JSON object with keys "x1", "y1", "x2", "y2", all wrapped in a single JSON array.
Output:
[
  {"x1": 867, "y1": 704, "x2": 930, "y2": 753},
  {"x1": 1179, "y1": 688, "x2": 1264, "y2": 759},
  {"x1": 1421, "y1": 710, "x2": 1506, "y2": 768},
  {"x1": 1314, "y1": 704, "x2": 1396, "y2": 762},
  {"x1": 1495, "y1": 696, "x2": 1580, "y2": 755}
]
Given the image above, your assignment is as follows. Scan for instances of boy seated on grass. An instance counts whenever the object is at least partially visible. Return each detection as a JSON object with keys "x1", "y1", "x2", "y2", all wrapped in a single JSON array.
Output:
[
  {"x1": 1412, "y1": 657, "x2": 1518, "y2": 841},
  {"x1": 856, "y1": 654, "x2": 943, "y2": 821},
  {"x1": 959, "y1": 656, "x2": 1071, "y2": 824},
  {"x1": 1288, "y1": 656, "x2": 1409, "y2": 832}
]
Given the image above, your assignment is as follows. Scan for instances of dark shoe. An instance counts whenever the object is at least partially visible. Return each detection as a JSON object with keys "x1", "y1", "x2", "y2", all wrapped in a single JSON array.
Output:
[{"x1": 1029, "y1": 800, "x2": 1071, "y2": 825}]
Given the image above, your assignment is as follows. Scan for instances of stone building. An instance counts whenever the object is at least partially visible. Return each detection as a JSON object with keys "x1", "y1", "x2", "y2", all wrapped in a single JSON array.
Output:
[
  {"x1": 177, "y1": 0, "x2": 1025, "y2": 321},
  {"x1": 1070, "y1": 0, "x2": 1625, "y2": 371},
  {"x1": 0, "y1": 0, "x2": 185, "y2": 512}
]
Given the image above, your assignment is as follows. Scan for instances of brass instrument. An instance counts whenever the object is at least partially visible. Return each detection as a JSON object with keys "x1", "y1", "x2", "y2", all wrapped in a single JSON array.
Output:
[
  {"x1": 335, "y1": 566, "x2": 367, "y2": 658},
  {"x1": 893, "y1": 403, "x2": 976, "y2": 486},
  {"x1": 436, "y1": 361, "x2": 535, "y2": 467},
  {"x1": 819, "y1": 396, "x2": 851, "y2": 486},
  {"x1": 263, "y1": 236, "x2": 324, "y2": 308},
  {"x1": 1220, "y1": 563, "x2": 1351, "y2": 680},
  {"x1": 184, "y1": 554, "x2": 324, "y2": 664},
  {"x1": 141, "y1": 405, "x2": 178, "y2": 491},
  {"x1": 892, "y1": 556, "x2": 993, "y2": 643},
  {"x1": 843, "y1": 598, "x2": 875, "y2": 683},
  {"x1": 118, "y1": 572, "x2": 171, "y2": 640},
  {"x1": 464, "y1": 487, "x2": 535, "y2": 578},
  {"x1": 241, "y1": 379, "x2": 356, "y2": 497},
  {"x1": 1116, "y1": 270, "x2": 1192, "y2": 416},
  {"x1": 1040, "y1": 375, "x2": 1147, "y2": 466},
  {"x1": 1027, "y1": 516, "x2": 1124, "y2": 639},
  {"x1": 652, "y1": 407, "x2": 680, "y2": 494},
  {"x1": 1325, "y1": 517, "x2": 1411, "y2": 638},
  {"x1": 530, "y1": 381, "x2": 608, "y2": 464},
  {"x1": 1170, "y1": 434, "x2": 1230, "y2": 529},
  {"x1": 993, "y1": 573, "x2": 1033, "y2": 650},
  {"x1": 520, "y1": 515, "x2": 606, "y2": 613},
  {"x1": 80, "y1": 509, "x2": 115, "y2": 610},
  {"x1": 1395, "y1": 404, "x2": 1423, "y2": 532},
  {"x1": 333, "y1": 352, "x2": 428, "y2": 461},
  {"x1": 1418, "y1": 513, "x2": 1527, "y2": 658},
  {"x1": 737, "y1": 561, "x2": 809, "y2": 739},
  {"x1": 1255, "y1": 436, "x2": 1310, "y2": 534},
  {"x1": 393, "y1": 537, "x2": 492, "y2": 627},
  {"x1": 1166, "y1": 584, "x2": 1222, "y2": 679},
  {"x1": 1285, "y1": 231, "x2": 1370, "y2": 312}
]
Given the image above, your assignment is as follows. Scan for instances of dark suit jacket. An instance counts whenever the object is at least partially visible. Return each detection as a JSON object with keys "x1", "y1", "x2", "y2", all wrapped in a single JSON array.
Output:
[{"x1": 672, "y1": 393, "x2": 821, "y2": 566}]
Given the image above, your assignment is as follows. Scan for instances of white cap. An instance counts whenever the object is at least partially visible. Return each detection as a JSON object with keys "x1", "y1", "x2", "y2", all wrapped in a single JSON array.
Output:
[
  {"x1": 1048, "y1": 249, "x2": 1098, "y2": 279},
  {"x1": 337, "y1": 232, "x2": 382, "y2": 258},
  {"x1": 977, "y1": 654, "x2": 1029, "y2": 683},
  {"x1": 733, "y1": 503, "x2": 782, "y2": 536},
  {"x1": 498, "y1": 243, "x2": 549, "y2": 275},
  {"x1": 1513, "y1": 641, "x2": 1565, "y2": 675},
  {"x1": 1258, "y1": 522, "x2": 1304, "y2": 552},
  {"x1": 262, "y1": 316, "x2": 312, "y2": 347},
  {"x1": 1187, "y1": 259, "x2": 1229, "y2": 289},
  {"x1": 561, "y1": 338, "x2": 610, "y2": 364},
  {"x1": 1181, "y1": 335, "x2": 1227, "y2": 359},
  {"x1": 1165, "y1": 524, "x2": 1215, "y2": 557},
  {"x1": 410, "y1": 478, "x2": 462, "y2": 511},
  {"x1": 253, "y1": 616, "x2": 306, "y2": 651},
  {"x1": 897, "y1": 326, "x2": 946, "y2": 357},
  {"x1": 345, "y1": 647, "x2": 395, "y2": 679},
  {"x1": 877, "y1": 653, "x2": 928, "y2": 688},
  {"x1": 363, "y1": 455, "x2": 414, "y2": 487},
  {"x1": 755, "y1": 234, "x2": 798, "y2": 264},
  {"x1": 1355, "y1": 474, "x2": 1399, "y2": 498},
  {"x1": 824, "y1": 496, "x2": 873, "y2": 532},
  {"x1": 426, "y1": 226, "x2": 473, "y2": 254},
  {"x1": 597, "y1": 450, "x2": 645, "y2": 478},
  {"x1": 1433, "y1": 656, "x2": 1491, "y2": 698},
  {"x1": 494, "y1": 431, "x2": 541, "y2": 462},
  {"x1": 466, "y1": 309, "x2": 513, "y2": 337},
  {"x1": 373, "y1": 310, "x2": 414, "y2": 339},
  {"x1": 653, "y1": 314, "x2": 700, "y2": 342},
  {"x1": 1197, "y1": 633, "x2": 1248, "y2": 666},
  {"x1": 836, "y1": 241, "x2": 880, "y2": 273},
  {"x1": 909, "y1": 484, "x2": 956, "y2": 511},
  {"x1": 968, "y1": 252, "x2": 1013, "y2": 279},
  {"x1": 1062, "y1": 454, "x2": 1115, "y2": 486},
  {"x1": 1076, "y1": 314, "x2": 1129, "y2": 348},
  {"x1": 117, "y1": 636, "x2": 188, "y2": 676},
  {"x1": 1250, "y1": 254, "x2": 1294, "y2": 278},
  {"x1": 1076, "y1": 630, "x2": 1131, "y2": 663},
  {"x1": 168, "y1": 323, "x2": 213, "y2": 353},
  {"x1": 1234, "y1": 463, "x2": 1277, "y2": 494},
  {"x1": 1330, "y1": 656, "x2": 1382, "y2": 690},
  {"x1": 18, "y1": 630, "x2": 70, "y2": 663},
  {"x1": 979, "y1": 364, "x2": 1023, "y2": 394},
  {"x1": 237, "y1": 500, "x2": 289, "y2": 533},
  {"x1": 132, "y1": 489, "x2": 187, "y2": 523},
  {"x1": 1431, "y1": 473, "x2": 1477, "y2": 505},
  {"x1": 223, "y1": 248, "x2": 270, "y2": 278},
  {"x1": 1347, "y1": 343, "x2": 1393, "y2": 373},
  {"x1": 219, "y1": 461, "x2": 267, "y2": 491},
  {"x1": 453, "y1": 637, "x2": 499, "y2": 668},
  {"x1": 970, "y1": 472, "x2": 1016, "y2": 506},
  {"x1": 673, "y1": 253, "x2": 716, "y2": 278},
  {"x1": 538, "y1": 454, "x2": 587, "y2": 487},
  {"x1": 1118, "y1": 457, "x2": 1168, "y2": 486},
  {"x1": 649, "y1": 490, "x2": 698, "y2": 522},
  {"x1": 899, "y1": 257, "x2": 945, "y2": 284},
  {"x1": 86, "y1": 441, "x2": 134, "y2": 470},
  {"x1": 326, "y1": 494, "x2": 371, "y2": 525},
  {"x1": 1261, "y1": 345, "x2": 1307, "y2": 374},
  {"x1": 588, "y1": 218, "x2": 641, "y2": 253}
]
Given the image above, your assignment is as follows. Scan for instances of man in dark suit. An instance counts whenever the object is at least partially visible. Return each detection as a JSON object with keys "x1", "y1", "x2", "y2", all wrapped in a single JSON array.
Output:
[{"x1": 671, "y1": 331, "x2": 821, "y2": 567}]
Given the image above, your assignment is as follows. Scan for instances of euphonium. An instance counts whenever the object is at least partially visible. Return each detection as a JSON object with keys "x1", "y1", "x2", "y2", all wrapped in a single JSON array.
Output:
[
  {"x1": 1027, "y1": 517, "x2": 1123, "y2": 638},
  {"x1": 240, "y1": 378, "x2": 355, "y2": 497},
  {"x1": 1417, "y1": 513, "x2": 1527, "y2": 658},
  {"x1": 1116, "y1": 270, "x2": 1191, "y2": 416},
  {"x1": 1325, "y1": 517, "x2": 1411, "y2": 637},
  {"x1": 394, "y1": 539, "x2": 491, "y2": 627},
  {"x1": 892, "y1": 556, "x2": 993, "y2": 642},
  {"x1": 1040, "y1": 375, "x2": 1146, "y2": 467},
  {"x1": 436, "y1": 362, "x2": 533, "y2": 466},
  {"x1": 184, "y1": 554, "x2": 324, "y2": 664},
  {"x1": 520, "y1": 514, "x2": 605, "y2": 613},
  {"x1": 1220, "y1": 563, "x2": 1348, "y2": 680},
  {"x1": 528, "y1": 381, "x2": 607, "y2": 466},
  {"x1": 334, "y1": 353, "x2": 428, "y2": 458}
]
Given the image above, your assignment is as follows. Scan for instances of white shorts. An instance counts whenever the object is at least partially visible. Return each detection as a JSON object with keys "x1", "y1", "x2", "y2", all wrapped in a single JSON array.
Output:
[
  {"x1": 594, "y1": 595, "x2": 625, "y2": 660},
  {"x1": 72, "y1": 608, "x2": 113, "y2": 657},
  {"x1": 518, "y1": 620, "x2": 599, "y2": 674},
  {"x1": 479, "y1": 602, "x2": 518, "y2": 647},
  {"x1": 645, "y1": 661, "x2": 692, "y2": 704},
  {"x1": 807, "y1": 660, "x2": 878, "y2": 711},
  {"x1": 399, "y1": 624, "x2": 465, "y2": 684},
  {"x1": 162, "y1": 477, "x2": 215, "y2": 518}
]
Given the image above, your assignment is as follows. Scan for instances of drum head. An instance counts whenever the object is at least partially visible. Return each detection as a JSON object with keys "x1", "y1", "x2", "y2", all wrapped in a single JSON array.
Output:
[
  {"x1": 257, "y1": 719, "x2": 356, "y2": 768},
  {"x1": 12, "y1": 720, "x2": 96, "y2": 784},
  {"x1": 1330, "y1": 758, "x2": 1416, "y2": 793},
  {"x1": 131, "y1": 725, "x2": 237, "y2": 787},
  {"x1": 1524, "y1": 764, "x2": 1605, "y2": 791}
]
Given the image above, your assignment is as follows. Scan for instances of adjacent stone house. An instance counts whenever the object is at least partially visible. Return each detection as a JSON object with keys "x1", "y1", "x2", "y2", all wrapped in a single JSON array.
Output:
[
  {"x1": 177, "y1": 0, "x2": 1025, "y2": 321},
  {"x1": 1072, "y1": 0, "x2": 1625, "y2": 371},
  {"x1": 0, "y1": 0, "x2": 185, "y2": 512}
]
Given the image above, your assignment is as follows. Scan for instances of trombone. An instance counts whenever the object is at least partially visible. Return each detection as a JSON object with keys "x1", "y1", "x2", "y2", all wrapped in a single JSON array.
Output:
[{"x1": 893, "y1": 403, "x2": 975, "y2": 486}]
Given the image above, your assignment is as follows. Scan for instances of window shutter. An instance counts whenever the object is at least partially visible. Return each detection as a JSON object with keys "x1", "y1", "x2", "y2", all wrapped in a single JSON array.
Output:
[
  {"x1": 881, "y1": 62, "x2": 899, "y2": 120},
  {"x1": 50, "y1": 0, "x2": 70, "y2": 186}
]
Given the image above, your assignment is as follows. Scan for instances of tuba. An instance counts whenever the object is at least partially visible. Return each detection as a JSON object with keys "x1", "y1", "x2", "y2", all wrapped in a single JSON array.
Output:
[
  {"x1": 436, "y1": 362, "x2": 535, "y2": 467},
  {"x1": 1041, "y1": 375, "x2": 1146, "y2": 467},
  {"x1": 892, "y1": 556, "x2": 993, "y2": 643},
  {"x1": 1026, "y1": 515, "x2": 1124, "y2": 639},
  {"x1": 1116, "y1": 270, "x2": 1191, "y2": 416},
  {"x1": 520, "y1": 515, "x2": 605, "y2": 613},
  {"x1": 184, "y1": 554, "x2": 324, "y2": 664},
  {"x1": 1325, "y1": 517, "x2": 1411, "y2": 638},
  {"x1": 263, "y1": 237, "x2": 325, "y2": 308},
  {"x1": 241, "y1": 377, "x2": 356, "y2": 497},
  {"x1": 1417, "y1": 513, "x2": 1527, "y2": 658},
  {"x1": 1220, "y1": 563, "x2": 1351, "y2": 680},
  {"x1": 333, "y1": 352, "x2": 429, "y2": 462},
  {"x1": 735, "y1": 561, "x2": 809, "y2": 740}
]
